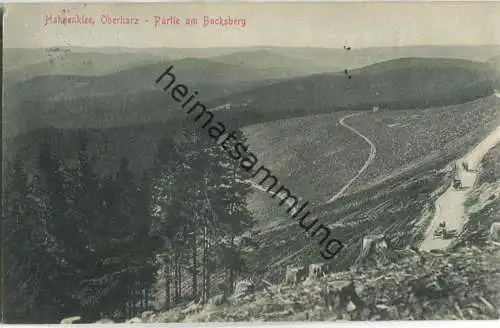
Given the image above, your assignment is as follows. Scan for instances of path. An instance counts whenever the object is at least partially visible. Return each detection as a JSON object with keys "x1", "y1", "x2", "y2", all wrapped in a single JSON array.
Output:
[
  {"x1": 249, "y1": 112, "x2": 375, "y2": 207},
  {"x1": 248, "y1": 111, "x2": 375, "y2": 266},
  {"x1": 420, "y1": 125, "x2": 500, "y2": 251},
  {"x1": 326, "y1": 112, "x2": 377, "y2": 203},
  {"x1": 248, "y1": 112, "x2": 374, "y2": 232}
]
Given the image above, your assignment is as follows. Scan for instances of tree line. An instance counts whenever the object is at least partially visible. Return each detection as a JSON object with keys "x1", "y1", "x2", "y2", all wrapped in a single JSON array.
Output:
[{"x1": 2, "y1": 124, "x2": 256, "y2": 323}]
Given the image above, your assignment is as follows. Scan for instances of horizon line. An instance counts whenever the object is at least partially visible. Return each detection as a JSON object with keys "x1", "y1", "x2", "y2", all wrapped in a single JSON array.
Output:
[{"x1": 4, "y1": 44, "x2": 500, "y2": 50}]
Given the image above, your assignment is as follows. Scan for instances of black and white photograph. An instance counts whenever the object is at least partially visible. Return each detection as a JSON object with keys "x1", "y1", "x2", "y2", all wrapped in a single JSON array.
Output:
[{"x1": 2, "y1": 2, "x2": 500, "y2": 323}]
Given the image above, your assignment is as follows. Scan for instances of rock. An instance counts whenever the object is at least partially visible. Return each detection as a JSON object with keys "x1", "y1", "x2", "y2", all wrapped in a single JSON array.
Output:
[
  {"x1": 346, "y1": 300, "x2": 357, "y2": 312},
  {"x1": 60, "y1": 316, "x2": 81, "y2": 324}
]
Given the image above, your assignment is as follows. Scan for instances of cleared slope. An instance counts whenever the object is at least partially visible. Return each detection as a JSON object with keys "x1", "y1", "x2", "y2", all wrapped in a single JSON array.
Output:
[
  {"x1": 244, "y1": 96, "x2": 499, "y2": 229},
  {"x1": 343, "y1": 95, "x2": 500, "y2": 192}
]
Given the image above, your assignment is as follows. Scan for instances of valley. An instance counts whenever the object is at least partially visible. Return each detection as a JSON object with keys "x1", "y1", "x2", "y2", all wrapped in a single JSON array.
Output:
[{"x1": 3, "y1": 44, "x2": 500, "y2": 323}]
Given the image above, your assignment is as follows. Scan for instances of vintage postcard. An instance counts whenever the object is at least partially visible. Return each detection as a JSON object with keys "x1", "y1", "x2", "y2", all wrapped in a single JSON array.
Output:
[{"x1": 2, "y1": 1, "x2": 500, "y2": 323}]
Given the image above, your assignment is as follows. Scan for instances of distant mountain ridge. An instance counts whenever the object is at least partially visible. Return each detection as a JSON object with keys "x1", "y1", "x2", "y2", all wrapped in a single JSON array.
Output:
[
  {"x1": 209, "y1": 57, "x2": 498, "y2": 127},
  {"x1": 5, "y1": 44, "x2": 500, "y2": 83},
  {"x1": 206, "y1": 49, "x2": 341, "y2": 75},
  {"x1": 4, "y1": 57, "x2": 292, "y2": 107},
  {"x1": 4, "y1": 56, "x2": 499, "y2": 141},
  {"x1": 4, "y1": 52, "x2": 164, "y2": 86}
]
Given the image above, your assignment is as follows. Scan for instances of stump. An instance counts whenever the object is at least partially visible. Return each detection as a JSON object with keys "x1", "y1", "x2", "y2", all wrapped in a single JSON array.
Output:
[
  {"x1": 308, "y1": 263, "x2": 327, "y2": 280},
  {"x1": 321, "y1": 280, "x2": 365, "y2": 312},
  {"x1": 284, "y1": 266, "x2": 308, "y2": 286}
]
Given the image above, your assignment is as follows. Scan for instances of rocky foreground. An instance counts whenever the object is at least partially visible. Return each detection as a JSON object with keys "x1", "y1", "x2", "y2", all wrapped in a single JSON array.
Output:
[{"x1": 64, "y1": 243, "x2": 499, "y2": 323}]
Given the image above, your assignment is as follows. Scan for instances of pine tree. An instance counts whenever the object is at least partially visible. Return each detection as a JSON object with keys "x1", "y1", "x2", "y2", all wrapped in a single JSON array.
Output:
[
  {"x1": 150, "y1": 130, "x2": 186, "y2": 308},
  {"x1": 3, "y1": 138, "x2": 75, "y2": 323},
  {"x1": 149, "y1": 125, "x2": 257, "y2": 306},
  {"x1": 206, "y1": 132, "x2": 256, "y2": 294},
  {"x1": 37, "y1": 135, "x2": 87, "y2": 321},
  {"x1": 2, "y1": 154, "x2": 47, "y2": 322},
  {"x1": 78, "y1": 157, "x2": 161, "y2": 321}
]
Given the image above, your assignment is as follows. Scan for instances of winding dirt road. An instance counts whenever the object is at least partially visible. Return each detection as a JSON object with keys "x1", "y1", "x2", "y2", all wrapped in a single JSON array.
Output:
[
  {"x1": 249, "y1": 112, "x2": 375, "y2": 208},
  {"x1": 248, "y1": 112, "x2": 376, "y2": 267},
  {"x1": 420, "y1": 125, "x2": 500, "y2": 251},
  {"x1": 326, "y1": 112, "x2": 377, "y2": 203}
]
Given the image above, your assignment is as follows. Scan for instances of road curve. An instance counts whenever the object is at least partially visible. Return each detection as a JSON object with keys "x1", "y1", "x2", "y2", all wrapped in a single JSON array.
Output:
[
  {"x1": 248, "y1": 111, "x2": 376, "y2": 266},
  {"x1": 249, "y1": 112, "x2": 376, "y2": 208},
  {"x1": 326, "y1": 112, "x2": 377, "y2": 203},
  {"x1": 249, "y1": 112, "x2": 375, "y2": 235}
]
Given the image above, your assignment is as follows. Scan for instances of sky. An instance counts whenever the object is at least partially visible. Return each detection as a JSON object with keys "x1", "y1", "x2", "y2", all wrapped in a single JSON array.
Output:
[{"x1": 4, "y1": 2, "x2": 500, "y2": 49}]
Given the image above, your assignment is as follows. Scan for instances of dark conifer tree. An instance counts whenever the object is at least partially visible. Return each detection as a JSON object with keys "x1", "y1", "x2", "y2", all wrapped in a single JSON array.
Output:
[
  {"x1": 81, "y1": 157, "x2": 160, "y2": 320},
  {"x1": 2, "y1": 154, "x2": 57, "y2": 322},
  {"x1": 151, "y1": 125, "x2": 257, "y2": 304},
  {"x1": 3, "y1": 137, "x2": 80, "y2": 323}
]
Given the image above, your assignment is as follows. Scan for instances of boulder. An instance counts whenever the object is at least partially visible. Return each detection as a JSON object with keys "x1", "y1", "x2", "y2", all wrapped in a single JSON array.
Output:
[{"x1": 346, "y1": 300, "x2": 357, "y2": 312}]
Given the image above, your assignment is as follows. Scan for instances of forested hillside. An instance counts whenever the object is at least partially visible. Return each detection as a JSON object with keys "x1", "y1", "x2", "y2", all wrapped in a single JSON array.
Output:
[
  {"x1": 5, "y1": 57, "x2": 498, "y2": 144},
  {"x1": 1, "y1": 122, "x2": 257, "y2": 323},
  {"x1": 210, "y1": 58, "x2": 498, "y2": 127},
  {"x1": 4, "y1": 57, "x2": 298, "y2": 107},
  {"x1": 3, "y1": 42, "x2": 500, "y2": 323}
]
